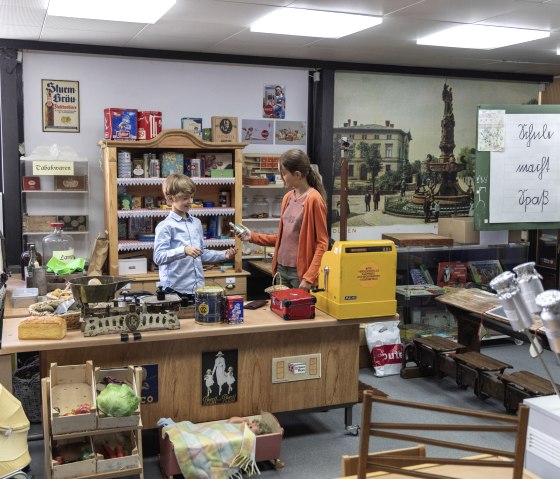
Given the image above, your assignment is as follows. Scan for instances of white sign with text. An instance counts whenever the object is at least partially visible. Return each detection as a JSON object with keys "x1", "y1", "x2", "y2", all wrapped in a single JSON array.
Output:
[{"x1": 489, "y1": 114, "x2": 560, "y2": 223}]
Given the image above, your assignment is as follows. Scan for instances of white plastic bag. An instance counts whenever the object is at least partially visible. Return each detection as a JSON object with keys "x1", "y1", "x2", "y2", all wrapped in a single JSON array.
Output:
[{"x1": 365, "y1": 320, "x2": 403, "y2": 377}]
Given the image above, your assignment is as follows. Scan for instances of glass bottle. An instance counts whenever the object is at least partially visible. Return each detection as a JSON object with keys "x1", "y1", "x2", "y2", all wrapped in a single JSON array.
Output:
[
  {"x1": 42, "y1": 223, "x2": 75, "y2": 264},
  {"x1": 20, "y1": 243, "x2": 42, "y2": 280},
  {"x1": 271, "y1": 195, "x2": 283, "y2": 218}
]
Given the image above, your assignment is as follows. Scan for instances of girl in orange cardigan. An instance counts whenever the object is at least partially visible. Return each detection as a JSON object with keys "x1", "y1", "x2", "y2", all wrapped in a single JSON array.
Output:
[{"x1": 236, "y1": 149, "x2": 329, "y2": 291}]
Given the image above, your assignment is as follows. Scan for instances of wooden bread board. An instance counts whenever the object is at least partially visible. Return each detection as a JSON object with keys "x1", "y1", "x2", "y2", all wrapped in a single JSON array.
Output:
[{"x1": 382, "y1": 233, "x2": 453, "y2": 247}]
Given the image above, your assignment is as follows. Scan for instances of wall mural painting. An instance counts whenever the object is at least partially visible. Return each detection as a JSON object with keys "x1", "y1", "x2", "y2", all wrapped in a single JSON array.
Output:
[{"x1": 331, "y1": 73, "x2": 539, "y2": 238}]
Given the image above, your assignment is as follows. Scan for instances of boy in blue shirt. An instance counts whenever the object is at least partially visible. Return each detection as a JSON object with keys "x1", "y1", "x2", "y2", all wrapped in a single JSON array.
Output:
[{"x1": 153, "y1": 173, "x2": 236, "y2": 303}]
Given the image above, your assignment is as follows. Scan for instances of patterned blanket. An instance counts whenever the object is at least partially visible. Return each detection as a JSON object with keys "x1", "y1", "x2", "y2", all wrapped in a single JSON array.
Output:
[{"x1": 160, "y1": 418, "x2": 259, "y2": 479}]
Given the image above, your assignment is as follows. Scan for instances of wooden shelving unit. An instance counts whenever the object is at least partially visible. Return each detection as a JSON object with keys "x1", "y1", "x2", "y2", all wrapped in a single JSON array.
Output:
[
  {"x1": 99, "y1": 130, "x2": 248, "y2": 290},
  {"x1": 42, "y1": 368, "x2": 144, "y2": 479}
]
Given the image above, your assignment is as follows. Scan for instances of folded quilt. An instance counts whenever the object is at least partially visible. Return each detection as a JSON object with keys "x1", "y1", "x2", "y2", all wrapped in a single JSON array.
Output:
[{"x1": 160, "y1": 418, "x2": 259, "y2": 479}]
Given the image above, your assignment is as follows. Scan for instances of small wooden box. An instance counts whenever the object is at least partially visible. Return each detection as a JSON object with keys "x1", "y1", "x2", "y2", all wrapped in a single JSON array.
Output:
[
  {"x1": 50, "y1": 361, "x2": 97, "y2": 435},
  {"x1": 381, "y1": 233, "x2": 453, "y2": 247},
  {"x1": 54, "y1": 175, "x2": 87, "y2": 191},
  {"x1": 95, "y1": 366, "x2": 140, "y2": 429},
  {"x1": 211, "y1": 116, "x2": 238, "y2": 143},
  {"x1": 22, "y1": 214, "x2": 57, "y2": 233}
]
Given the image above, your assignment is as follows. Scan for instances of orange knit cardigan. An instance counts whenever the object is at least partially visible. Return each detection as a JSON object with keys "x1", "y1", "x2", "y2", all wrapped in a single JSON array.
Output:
[{"x1": 249, "y1": 188, "x2": 329, "y2": 285}]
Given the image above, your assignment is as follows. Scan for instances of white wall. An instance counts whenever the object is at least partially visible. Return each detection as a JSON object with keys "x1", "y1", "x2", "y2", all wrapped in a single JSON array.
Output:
[{"x1": 22, "y1": 51, "x2": 309, "y2": 253}]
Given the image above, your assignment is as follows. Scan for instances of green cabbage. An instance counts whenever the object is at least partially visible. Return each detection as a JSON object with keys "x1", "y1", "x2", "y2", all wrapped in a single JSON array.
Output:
[{"x1": 97, "y1": 383, "x2": 140, "y2": 417}]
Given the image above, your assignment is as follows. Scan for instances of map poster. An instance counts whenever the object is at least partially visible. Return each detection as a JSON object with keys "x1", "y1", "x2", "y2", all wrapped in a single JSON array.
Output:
[{"x1": 42, "y1": 79, "x2": 80, "y2": 133}]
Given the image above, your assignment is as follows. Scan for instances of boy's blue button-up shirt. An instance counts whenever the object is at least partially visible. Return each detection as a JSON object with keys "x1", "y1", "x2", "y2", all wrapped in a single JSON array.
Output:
[{"x1": 153, "y1": 211, "x2": 226, "y2": 294}]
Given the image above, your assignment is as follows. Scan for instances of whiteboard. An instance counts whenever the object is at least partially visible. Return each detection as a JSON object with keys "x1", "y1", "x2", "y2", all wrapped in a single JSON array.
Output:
[{"x1": 475, "y1": 104, "x2": 560, "y2": 230}]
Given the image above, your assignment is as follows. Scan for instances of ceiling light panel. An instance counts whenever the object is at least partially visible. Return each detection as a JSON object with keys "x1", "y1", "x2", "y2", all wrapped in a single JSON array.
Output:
[
  {"x1": 417, "y1": 24, "x2": 550, "y2": 49},
  {"x1": 47, "y1": 0, "x2": 176, "y2": 24},
  {"x1": 250, "y1": 8, "x2": 382, "y2": 38}
]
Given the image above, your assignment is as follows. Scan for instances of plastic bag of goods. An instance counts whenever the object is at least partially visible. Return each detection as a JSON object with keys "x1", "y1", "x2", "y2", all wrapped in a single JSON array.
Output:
[{"x1": 365, "y1": 320, "x2": 403, "y2": 377}]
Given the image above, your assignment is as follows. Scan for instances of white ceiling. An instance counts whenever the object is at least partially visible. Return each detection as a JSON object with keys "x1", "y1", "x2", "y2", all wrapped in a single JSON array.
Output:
[{"x1": 1, "y1": 0, "x2": 560, "y2": 77}]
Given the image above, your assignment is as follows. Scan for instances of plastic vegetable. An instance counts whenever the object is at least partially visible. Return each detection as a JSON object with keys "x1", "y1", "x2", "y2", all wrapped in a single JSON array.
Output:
[
  {"x1": 103, "y1": 444, "x2": 116, "y2": 459},
  {"x1": 97, "y1": 383, "x2": 140, "y2": 417},
  {"x1": 115, "y1": 445, "x2": 124, "y2": 458}
]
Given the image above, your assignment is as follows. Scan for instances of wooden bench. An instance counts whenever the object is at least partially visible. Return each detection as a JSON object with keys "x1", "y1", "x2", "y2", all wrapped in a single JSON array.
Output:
[
  {"x1": 498, "y1": 370, "x2": 559, "y2": 413},
  {"x1": 402, "y1": 336, "x2": 465, "y2": 378},
  {"x1": 455, "y1": 351, "x2": 512, "y2": 399}
]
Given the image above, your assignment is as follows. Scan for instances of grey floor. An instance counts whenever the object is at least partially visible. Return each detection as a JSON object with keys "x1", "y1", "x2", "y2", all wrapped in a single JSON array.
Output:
[{"x1": 25, "y1": 339, "x2": 560, "y2": 479}]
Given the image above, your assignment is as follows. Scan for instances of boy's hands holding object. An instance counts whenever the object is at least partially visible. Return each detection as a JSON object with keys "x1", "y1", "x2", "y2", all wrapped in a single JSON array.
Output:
[
  {"x1": 184, "y1": 246, "x2": 202, "y2": 258},
  {"x1": 225, "y1": 248, "x2": 237, "y2": 260}
]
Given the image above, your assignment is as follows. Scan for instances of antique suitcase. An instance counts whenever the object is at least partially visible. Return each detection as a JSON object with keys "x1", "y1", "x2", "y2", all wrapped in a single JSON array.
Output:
[{"x1": 270, "y1": 288, "x2": 316, "y2": 320}]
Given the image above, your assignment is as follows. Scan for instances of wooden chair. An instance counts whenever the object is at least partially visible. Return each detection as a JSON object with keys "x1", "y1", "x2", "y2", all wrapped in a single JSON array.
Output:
[
  {"x1": 356, "y1": 390, "x2": 529, "y2": 479},
  {"x1": 341, "y1": 444, "x2": 426, "y2": 476}
]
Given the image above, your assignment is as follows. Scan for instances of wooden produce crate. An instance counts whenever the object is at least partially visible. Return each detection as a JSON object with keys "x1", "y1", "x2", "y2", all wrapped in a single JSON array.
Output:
[
  {"x1": 51, "y1": 436, "x2": 97, "y2": 479},
  {"x1": 94, "y1": 366, "x2": 140, "y2": 429},
  {"x1": 50, "y1": 361, "x2": 97, "y2": 435},
  {"x1": 94, "y1": 431, "x2": 140, "y2": 474},
  {"x1": 381, "y1": 233, "x2": 453, "y2": 247}
]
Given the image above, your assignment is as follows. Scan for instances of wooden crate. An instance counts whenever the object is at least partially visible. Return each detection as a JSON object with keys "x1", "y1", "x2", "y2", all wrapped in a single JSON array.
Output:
[
  {"x1": 51, "y1": 436, "x2": 97, "y2": 479},
  {"x1": 50, "y1": 361, "x2": 97, "y2": 435},
  {"x1": 94, "y1": 366, "x2": 140, "y2": 429},
  {"x1": 22, "y1": 214, "x2": 57, "y2": 233},
  {"x1": 382, "y1": 233, "x2": 453, "y2": 247},
  {"x1": 94, "y1": 431, "x2": 140, "y2": 473}
]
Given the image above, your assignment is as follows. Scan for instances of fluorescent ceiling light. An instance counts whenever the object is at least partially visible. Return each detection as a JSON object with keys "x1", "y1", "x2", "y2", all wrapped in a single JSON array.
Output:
[
  {"x1": 557, "y1": 48, "x2": 560, "y2": 55},
  {"x1": 250, "y1": 9, "x2": 382, "y2": 39},
  {"x1": 47, "y1": 0, "x2": 176, "y2": 24},
  {"x1": 417, "y1": 24, "x2": 549, "y2": 49}
]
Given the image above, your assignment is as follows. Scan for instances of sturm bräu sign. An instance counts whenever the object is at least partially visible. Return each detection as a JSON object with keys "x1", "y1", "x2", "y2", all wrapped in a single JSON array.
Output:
[{"x1": 42, "y1": 79, "x2": 80, "y2": 133}]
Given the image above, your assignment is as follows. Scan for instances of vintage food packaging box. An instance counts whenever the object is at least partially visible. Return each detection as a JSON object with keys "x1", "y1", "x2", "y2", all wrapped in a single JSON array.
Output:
[
  {"x1": 104, "y1": 108, "x2": 138, "y2": 140},
  {"x1": 270, "y1": 288, "x2": 316, "y2": 320},
  {"x1": 138, "y1": 110, "x2": 162, "y2": 140},
  {"x1": 161, "y1": 152, "x2": 184, "y2": 177},
  {"x1": 181, "y1": 117, "x2": 203, "y2": 137},
  {"x1": 22, "y1": 176, "x2": 41, "y2": 190},
  {"x1": 211, "y1": 116, "x2": 238, "y2": 143},
  {"x1": 226, "y1": 295, "x2": 244, "y2": 324}
]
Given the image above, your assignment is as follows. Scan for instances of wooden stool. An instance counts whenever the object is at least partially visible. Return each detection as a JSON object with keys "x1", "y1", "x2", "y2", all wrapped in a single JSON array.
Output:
[
  {"x1": 412, "y1": 336, "x2": 465, "y2": 377},
  {"x1": 455, "y1": 351, "x2": 512, "y2": 400},
  {"x1": 498, "y1": 370, "x2": 559, "y2": 413}
]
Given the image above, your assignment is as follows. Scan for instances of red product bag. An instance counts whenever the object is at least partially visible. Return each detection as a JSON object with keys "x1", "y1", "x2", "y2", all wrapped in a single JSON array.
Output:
[{"x1": 365, "y1": 321, "x2": 403, "y2": 377}]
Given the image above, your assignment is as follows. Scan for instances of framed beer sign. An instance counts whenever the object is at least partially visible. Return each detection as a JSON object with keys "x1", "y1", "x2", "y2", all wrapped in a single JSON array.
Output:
[{"x1": 42, "y1": 79, "x2": 80, "y2": 133}]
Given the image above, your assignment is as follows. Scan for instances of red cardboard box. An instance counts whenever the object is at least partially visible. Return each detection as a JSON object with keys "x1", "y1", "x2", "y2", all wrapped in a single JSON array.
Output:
[
  {"x1": 226, "y1": 295, "x2": 244, "y2": 324},
  {"x1": 104, "y1": 108, "x2": 138, "y2": 140},
  {"x1": 137, "y1": 111, "x2": 162, "y2": 140},
  {"x1": 270, "y1": 288, "x2": 316, "y2": 321},
  {"x1": 22, "y1": 176, "x2": 41, "y2": 190}
]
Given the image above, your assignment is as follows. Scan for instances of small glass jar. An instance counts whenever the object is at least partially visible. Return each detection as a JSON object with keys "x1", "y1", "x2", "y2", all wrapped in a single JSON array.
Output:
[
  {"x1": 42, "y1": 222, "x2": 75, "y2": 264},
  {"x1": 250, "y1": 194, "x2": 269, "y2": 218},
  {"x1": 242, "y1": 197, "x2": 250, "y2": 218},
  {"x1": 271, "y1": 195, "x2": 283, "y2": 217}
]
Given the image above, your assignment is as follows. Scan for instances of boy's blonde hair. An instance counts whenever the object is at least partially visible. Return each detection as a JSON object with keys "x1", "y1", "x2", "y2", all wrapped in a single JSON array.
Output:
[{"x1": 162, "y1": 173, "x2": 196, "y2": 203}]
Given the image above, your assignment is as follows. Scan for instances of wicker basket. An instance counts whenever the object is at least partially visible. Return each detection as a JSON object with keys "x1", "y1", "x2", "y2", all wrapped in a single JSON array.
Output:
[
  {"x1": 28, "y1": 299, "x2": 82, "y2": 330},
  {"x1": 264, "y1": 273, "x2": 290, "y2": 294},
  {"x1": 12, "y1": 357, "x2": 41, "y2": 423}
]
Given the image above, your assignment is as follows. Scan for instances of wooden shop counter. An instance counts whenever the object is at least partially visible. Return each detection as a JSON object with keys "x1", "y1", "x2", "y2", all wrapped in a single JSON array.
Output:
[{"x1": 1, "y1": 281, "x2": 395, "y2": 430}]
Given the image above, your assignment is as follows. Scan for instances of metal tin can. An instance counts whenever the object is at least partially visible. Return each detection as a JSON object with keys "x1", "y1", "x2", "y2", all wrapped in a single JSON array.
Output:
[{"x1": 195, "y1": 286, "x2": 225, "y2": 325}]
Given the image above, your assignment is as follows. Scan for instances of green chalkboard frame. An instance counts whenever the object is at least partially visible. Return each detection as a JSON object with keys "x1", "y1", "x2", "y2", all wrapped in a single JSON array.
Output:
[{"x1": 475, "y1": 104, "x2": 560, "y2": 231}]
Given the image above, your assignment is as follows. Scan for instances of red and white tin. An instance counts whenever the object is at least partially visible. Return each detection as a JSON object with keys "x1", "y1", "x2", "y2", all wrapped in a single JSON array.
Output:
[{"x1": 137, "y1": 111, "x2": 162, "y2": 140}]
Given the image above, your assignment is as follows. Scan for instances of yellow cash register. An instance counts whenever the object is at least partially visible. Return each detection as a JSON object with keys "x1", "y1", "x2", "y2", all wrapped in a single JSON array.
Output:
[{"x1": 313, "y1": 240, "x2": 396, "y2": 319}]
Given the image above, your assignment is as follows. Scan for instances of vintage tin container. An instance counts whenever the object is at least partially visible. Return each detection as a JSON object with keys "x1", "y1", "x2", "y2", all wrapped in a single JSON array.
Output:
[
  {"x1": 161, "y1": 152, "x2": 184, "y2": 177},
  {"x1": 104, "y1": 108, "x2": 137, "y2": 140},
  {"x1": 195, "y1": 285, "x2": 225, "y2": 325},
  {"x1": 137, "y1": 110, "x2": 162, "y2": 140},
  {"x1": 226, "y1": 295, "x2": 244, "y2": 324},
  {"x1": 270, "y1": 288, "x2": 316, "y2": 321}
]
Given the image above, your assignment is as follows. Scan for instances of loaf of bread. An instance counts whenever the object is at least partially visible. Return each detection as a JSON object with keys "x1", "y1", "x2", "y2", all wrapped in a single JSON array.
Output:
[{"x1": 18, "y1": 316, "x2": 67, "y2": 340}]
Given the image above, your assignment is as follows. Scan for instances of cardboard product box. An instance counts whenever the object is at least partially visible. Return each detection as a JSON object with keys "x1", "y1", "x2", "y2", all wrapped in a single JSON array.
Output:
[
  {"x1": 54, "y1": 175, "x2": 87, "y2": 191},
  {"x1": 94, "y1": 366, "x2": 141, "y2": 429},
  {"x1": 58, "y1": 215, "x2": 88, "y2": 232},
  {"x1": 137, "y1": 110, "x2": 162, "y2": 140},
  {"x1": 202, "y1": 128, "x2": 212, "y2": 141},
  {"x1": 211, "y1": 116, "x2": 238, "y2": 143},
  {"x1": 22, "y1": 176, "x2": 41, "y2": 190},
  {"x1": 452, "y1": 217, "x2": 479, "y2": 244},
  {"x1": 128, "y1": 216, "x2": 153, "y2": 239},
  {"x1": 50, "y1": 361, "x2": 97, "y2": 435},
  {"x1": 104, "y1": 108, "x2": 138, "y2": 140},
  {"x1": 159, "y1": 412, "x2": 283, "y2": 477},
  {"x1": 22, "y1": 214, "x2": 57, "y2": 233},
  {"x1": 118, "y1": 257, "x2": 148, "y2": 275},
  {"x1": 181, "y1": 117, "x2": 203, "y2": 137}
]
